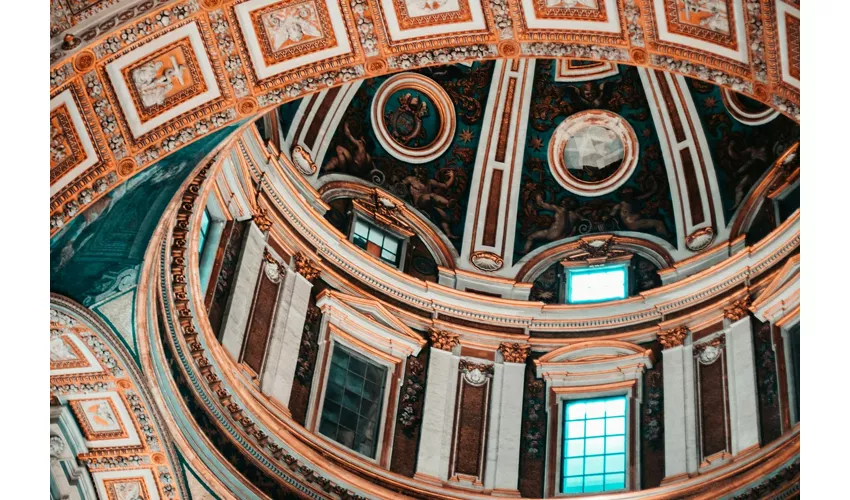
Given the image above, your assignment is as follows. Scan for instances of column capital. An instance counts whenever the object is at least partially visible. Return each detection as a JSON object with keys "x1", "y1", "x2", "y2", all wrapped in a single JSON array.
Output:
[
  {"x1": 294, "y1": 253, "x2": 321, "y2": 282},
  {"x1": 429, "y1": 328, "x2": 459, "y2": 351},
  {"x1": 658, "y1": 326, "x2": 689, "y2": 350},
  {"x1": 252, "y1": 207, "x2": 273, "y2": 232},
  {"x1": 723, "y1": 296, "x2": 753, "y2": 321},
  {"x1": 498, "y1": 342, "x2": 530, "y2": 363}
]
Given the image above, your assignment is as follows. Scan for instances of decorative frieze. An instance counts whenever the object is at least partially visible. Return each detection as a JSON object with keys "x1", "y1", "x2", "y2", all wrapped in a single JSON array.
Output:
[{"x1": 658, "y1": 326, "x2": 689, "y2": 349}]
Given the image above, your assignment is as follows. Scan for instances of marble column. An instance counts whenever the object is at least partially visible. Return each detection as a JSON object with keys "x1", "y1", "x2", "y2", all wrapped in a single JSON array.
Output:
[
  {"x1": 725, "y1": 315, "x2": 761, "y2": 454},
  {"x1": 220, "y1": 222, "x2": 266, "y2": 360},
  {"x1": 415, "y1": 331, "x2": 460, "y2": 482},
  {"x1": 485, "y1": 343, "x2": 528, "y2": 494},
  {"x1": 260, "y1": 266, "x2": 314, "y2": 411},
  {"x1": 660, "y1": 327, "x2": 698, "y2": 480}
]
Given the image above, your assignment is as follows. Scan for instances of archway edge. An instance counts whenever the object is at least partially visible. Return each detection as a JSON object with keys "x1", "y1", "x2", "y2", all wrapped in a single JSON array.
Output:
[{"x1": 49, "y1": 0, "x2": 800, "y2": 234}]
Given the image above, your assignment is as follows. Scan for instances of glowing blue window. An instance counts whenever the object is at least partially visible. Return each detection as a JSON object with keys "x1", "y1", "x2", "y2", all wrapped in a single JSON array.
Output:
[
  {"x1": 561, "y1": 396, "x2": 628, "y2": 494},
  {"x1": 198, "y1": 209, "x2": 211, "y2": 257},
  {"x1": 566, "y1": 264, "x2": 628, "y2": 304}
]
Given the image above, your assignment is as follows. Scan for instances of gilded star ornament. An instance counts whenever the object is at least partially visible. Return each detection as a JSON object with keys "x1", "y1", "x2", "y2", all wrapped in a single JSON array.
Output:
[
  {"x1": 459, "y1": 128, "x2": 474, "y2": 144},
  {"x1": 529, "y1": 136, "x2": 544, "y2": 151}
]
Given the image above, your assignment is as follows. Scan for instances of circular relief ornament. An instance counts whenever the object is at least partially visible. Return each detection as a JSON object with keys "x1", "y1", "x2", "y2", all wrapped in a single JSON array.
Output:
[
  {"x1": 371, "y1": 73, "x2": 456, "y2": 164},
  {"x1": 471, "y1": 251, "x2": 504, "y2": 272},
  {"x1": 548, "y1": 110, "x2": 639, "y2": 197},
  {"x1": 685, "y1": 226, "x2": 715, "y2": 252}
]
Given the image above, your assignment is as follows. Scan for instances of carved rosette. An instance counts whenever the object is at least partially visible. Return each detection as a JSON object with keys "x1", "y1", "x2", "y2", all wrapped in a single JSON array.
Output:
[
  {"x1": 459, "y1": 359, "x2": 494, "y2": 386},
  {"x1": 429, "y1": 328, "x2": 459, "y2": 351},
  {"x1": 658, "y1": 326, "x2": 689, "y2": 349},
  {"x1": 252, "y1": 208, "x2": 273, "y2": 232},
  {"x1": 724, "y1": 296, "x2": 753, "y2": 322},
  {"x1": 294, "y1": 253, "x2": 321, "y2": 282},
  {"x1": 499, "y1": 342, "x2": 530, "y2": 363}
]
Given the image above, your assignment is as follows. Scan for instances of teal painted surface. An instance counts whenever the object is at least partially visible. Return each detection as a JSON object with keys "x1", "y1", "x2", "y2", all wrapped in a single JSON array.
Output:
[
  {"x1": 50, "y1": 126, "x2": 237, "y2": 304},
  {"x1": 684, "y1": 79, "x2": 799, "y2": 221},
  {"x1": 516, "y1": 62, "x2": 677, "y2": 259}
]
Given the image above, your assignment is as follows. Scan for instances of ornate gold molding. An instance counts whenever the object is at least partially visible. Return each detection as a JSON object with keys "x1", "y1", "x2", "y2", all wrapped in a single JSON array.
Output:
[
  {"x1": 429, "y1": 328, "x2": 459, "y2": 351},
  {"x1": 499, "y1": 342, "x2": 530, "y2": 364},
  {"x1": 724, "y1": 296, "x2": 753, "y2": 322},
  {"x1": 294, "y1": 253, "x2": 321, "y2": 282},
  {"x1": 658, "y1": 326, "x2": 689, "y2": 350}
]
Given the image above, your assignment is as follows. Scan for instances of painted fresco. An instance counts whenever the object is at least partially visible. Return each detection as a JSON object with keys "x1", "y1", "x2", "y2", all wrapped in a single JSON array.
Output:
[
  {"x1": 685, "y1": 80, "x2": 799, "y2": 222},
  {"x1": 515, "y1": 61, "x2": 676, "y2": 260},
  {"x1": 317, "y1": 62, "x2": 496, "y2": 251},
  {"x1": 50, "y1": 126, "x2": 238, "y2": 304}
]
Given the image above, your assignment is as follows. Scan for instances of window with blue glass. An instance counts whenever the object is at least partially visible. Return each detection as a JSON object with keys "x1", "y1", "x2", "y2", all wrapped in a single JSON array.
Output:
[
  {"x1": 565, "y1": 264, "x2": 628, "y2": 304},
  {"x1": 561, "y1": 396, "x2": 628, "y2": 494},
  {"x1": 198, "y1": 209, "x2": 211, "y2": 257},
  {"x1": 351, "y1": 219, "x2": 402, "y2": 267},
  {"x1": 318, "y1": 344, "x2": 387, "y2": 458}
]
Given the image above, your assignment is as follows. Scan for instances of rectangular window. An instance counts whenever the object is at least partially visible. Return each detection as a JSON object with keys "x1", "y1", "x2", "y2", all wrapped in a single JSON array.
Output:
[
  {"x1": 198, "y1": 209, "x2": 211, "y2": 257},
  {"x1": 351, "y1": 219, "x2": 402, "y2": 267},
  {"x1": 561, "y1": 396, "x2": 628, "y2": 494},
  {"x1": 318, "y1": 344, "x2": 387, "y2": 458},
  {"x1": 566, "y1": 264, "x2": 628, "y2": 304}
]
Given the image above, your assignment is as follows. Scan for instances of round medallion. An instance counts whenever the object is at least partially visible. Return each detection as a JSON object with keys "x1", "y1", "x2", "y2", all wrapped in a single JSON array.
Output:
[
  {"x1": 548, "y1": 110, "x2": 639, "y2": 197},
  {"x1": 371, "y1": 73, "x2": 455, "y2": 164}
]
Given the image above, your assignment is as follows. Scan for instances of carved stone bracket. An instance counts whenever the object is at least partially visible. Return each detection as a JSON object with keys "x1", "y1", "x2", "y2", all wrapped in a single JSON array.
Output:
[
  {"x1": 694, "y1": 336, "x2": 725, "y2": 365},
  {"x1": 459, "y1": 359, "x2": 494, "y2": 386},
  {"x1": 499, "y1": 342, "x2": 530, "y2": 363},
  {"x1": 724, "y1": 296, "x2": 753, "y2": 322},
  {"x1": 294, "y1": 253, "x2": 321, "y2": 282},
  {"x1": 263, "y1": 250, "x2": 285, "y2": 284},
  {"x1": 658, "y1": 326, "x2": 689, "y2": 350},
  {"x1": 429, "y1": 328, "x2": 459, "y2": 351}
]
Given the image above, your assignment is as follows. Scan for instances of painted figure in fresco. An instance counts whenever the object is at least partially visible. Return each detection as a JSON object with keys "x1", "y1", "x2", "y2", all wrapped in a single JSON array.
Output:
[
  {"x1": 386, "y1": 92, "x2": 429, "y2": 146},
  {"x1": 726, "y1": 136, "x2": 771, "y2": 210},
  {"x1": 567, "y1": 81, "x2": 614, "y2": 109},
  {"x1": 51, "y1": 123, "x2": 68, "y2": 163},
  {"x1": 607, "y1": 188, "x2": 670, "y2": 238},
  {"x1": 521, "y1": 193, "x2": 581, "y2": 254},
  {"x1": 323, "y1": 123, "x2": 373, "y2": 177},
  {"x1": 402, "y1": 167, "x2": 459, "y2": 239},
  {"x1": 132, "y1": 57, "x2": 187, "y2": 108},
  {"x1": 265, "y1": 6, "x2": 322, "y2": 49}
]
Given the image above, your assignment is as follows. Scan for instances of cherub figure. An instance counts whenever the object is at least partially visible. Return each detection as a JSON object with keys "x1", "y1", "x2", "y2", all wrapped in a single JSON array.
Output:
[
  {"x1": 132, "y1": 58, "x2": 186, "y2": 108},
  {"x1": 265, "y1": 7, "x2": 321, "y2": 49},
  {"x1": 608, "y1": 188, "x2": 670, "y2": 237},
  {"x1": 566, "y1": 81, "x2": 614, "y2": 109},
  {"x1": 323, "y1": 122, "x2": 372, "y2": 176},
  {"x1": 402, "y1": 167, "x2": 459, "y2": 239},
  {"x1": 522, "y1": 194, "x2": 580, "y2": 254}
]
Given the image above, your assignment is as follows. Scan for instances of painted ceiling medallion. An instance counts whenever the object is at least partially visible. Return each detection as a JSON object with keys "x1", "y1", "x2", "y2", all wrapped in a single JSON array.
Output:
[
  {"x1": 371, "y1": 73, "x2": 456, "y2": 164},
  {"x1": 470, "y1": 251, "x2": 504, "y2": 272},
  {"x1": 548, "y1": 109, "x2": 638, "y2": 197}
]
